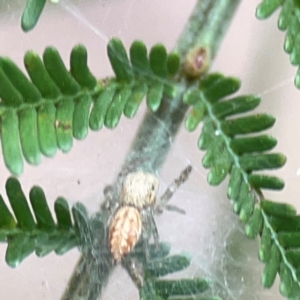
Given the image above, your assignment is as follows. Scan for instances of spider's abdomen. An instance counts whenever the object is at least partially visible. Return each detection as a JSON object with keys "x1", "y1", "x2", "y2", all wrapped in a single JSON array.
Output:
[{"x1": 109, "y1": 206, "x2": 142, "y2": 262}]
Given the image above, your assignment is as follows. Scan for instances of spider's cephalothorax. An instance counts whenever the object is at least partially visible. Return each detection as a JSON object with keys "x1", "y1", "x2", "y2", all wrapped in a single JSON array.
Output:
[
  {"x1": 121, "y1": 172, "x2": 159, "y2": 209},
  {"x1": 108, "y1": 166, "x2": 192, "y2": 263}
]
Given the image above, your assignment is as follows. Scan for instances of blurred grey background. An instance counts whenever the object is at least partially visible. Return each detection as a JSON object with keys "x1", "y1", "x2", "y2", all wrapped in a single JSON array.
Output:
[{"x1": 0, "y1": 0, "x2": 298, "y2": 299}]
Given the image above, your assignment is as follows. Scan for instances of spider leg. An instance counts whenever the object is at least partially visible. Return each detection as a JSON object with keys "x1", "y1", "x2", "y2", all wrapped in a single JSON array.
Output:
[
  {"x1": 141, "y1": 208, "x2": 159, "y2": 255},
  {"x1": 101, "y1": 185, "x2": 119, "y2": 212},
  {"x1": 101, "y1": 185, "x2": 121, "y2": 232},
  {"x1": 164, "y1": 204, "x2": 186, "y2": 214},
  {"x1": 149, "y1": 209, "x2": 159, "y2": 250},
  {"x1": 155, "y1": 165, "x2": 192, "y2": 213},
  {"x1": 141, "y1": 227, "x2": 150, "y2": 262},
  {"x1": 122, "y1": 257, "x2": 144, "y2": 288}
]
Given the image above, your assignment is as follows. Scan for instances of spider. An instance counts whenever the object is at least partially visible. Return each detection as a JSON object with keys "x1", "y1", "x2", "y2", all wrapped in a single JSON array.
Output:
[{"x1": 108, "y1": 165, "x2": 192, "y2": 263}]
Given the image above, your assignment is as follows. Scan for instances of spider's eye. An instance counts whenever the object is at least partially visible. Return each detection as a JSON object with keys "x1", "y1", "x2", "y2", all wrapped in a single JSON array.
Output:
[{"x1": 151, "y1": 184, "x2": 156, "y2": 191}]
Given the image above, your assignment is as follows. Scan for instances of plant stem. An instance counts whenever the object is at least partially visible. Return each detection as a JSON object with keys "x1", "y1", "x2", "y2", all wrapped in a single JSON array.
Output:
[
  {"x1": 122, "y1": 0, "x2": 241, "y2": 174},
  {"x1": 176, "y1": 0, "x2": 241, "y2": 60},
  {"x1": 61, "y1": 1, "x2": 241, "y2": 299}
]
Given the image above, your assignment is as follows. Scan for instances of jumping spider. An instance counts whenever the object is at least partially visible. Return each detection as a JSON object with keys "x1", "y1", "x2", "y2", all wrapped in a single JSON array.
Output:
[{"x1": 107, "y1": 165, "x2": 192, "y2": 262}]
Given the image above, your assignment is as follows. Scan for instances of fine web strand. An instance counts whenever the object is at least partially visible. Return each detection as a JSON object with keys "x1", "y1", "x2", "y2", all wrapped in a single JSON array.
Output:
[
  {"x1": 256, "y1": 75, "x2": 294, "y2": 97},
  {"x1": 59, "y1": 0, "x2": 109, "y2": 44}
]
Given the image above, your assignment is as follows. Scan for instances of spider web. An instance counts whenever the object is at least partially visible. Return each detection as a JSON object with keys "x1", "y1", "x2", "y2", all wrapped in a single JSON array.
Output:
[{"x1": 0, "y1": 0, "x2": 298, "y2": 300}]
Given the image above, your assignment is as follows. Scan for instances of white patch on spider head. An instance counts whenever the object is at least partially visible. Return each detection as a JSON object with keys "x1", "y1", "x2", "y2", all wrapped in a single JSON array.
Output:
[{"x1": 121, "y1": 172, "x2": 159, "y2": 209}]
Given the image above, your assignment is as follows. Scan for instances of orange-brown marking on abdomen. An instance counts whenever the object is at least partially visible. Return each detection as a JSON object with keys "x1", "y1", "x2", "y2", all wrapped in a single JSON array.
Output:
[{"x1": 109, "y1": 206, "x2": 142, "y2": 262}]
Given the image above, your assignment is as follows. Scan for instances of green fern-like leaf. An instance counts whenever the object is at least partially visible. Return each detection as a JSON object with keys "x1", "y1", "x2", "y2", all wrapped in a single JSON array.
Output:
[
  {"x1": 0, "y1": 39, "x2": 180, "y2": 175},
  {"x1": 256, "y1": 0, "x2": 300, "y2": 89},
  {"x1": 122, "y1": 242, "x2": 219, "y2": 300},
  {"x1": 0, "y1": 177, "x2": 83, "y2": 267},
  {"x1": 184, "y1": 73, "x2": 285, "y2": 193},
  {"x1": 62, "y1": 207, "x2": 221, "y2": 300},
  {"x1": 21, "y1": 0, "x2": 47, "y2": 32},
  {"x1": 185, "y1": 73, "x2": 300, "y2": 299}
]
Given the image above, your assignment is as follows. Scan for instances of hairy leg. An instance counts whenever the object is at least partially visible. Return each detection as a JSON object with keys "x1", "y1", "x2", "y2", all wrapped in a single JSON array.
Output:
[
  {"x1": 122, "y1": 257, "x2": 144, "y2": 288},
  {"x1": 155, "y1": 165, "x2": 192, "y2": 213}
]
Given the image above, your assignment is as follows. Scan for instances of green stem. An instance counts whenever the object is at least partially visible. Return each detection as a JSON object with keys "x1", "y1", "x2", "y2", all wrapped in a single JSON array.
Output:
[
  {"x1": 61, "y1": 1, "x2": 241, "y2": 299},
  {"x1": 176, "y1": 0, "x2": 241, "y2": 60},
  {"x1": 122, "y1": 0, "x2": 240, "y2": 174}
]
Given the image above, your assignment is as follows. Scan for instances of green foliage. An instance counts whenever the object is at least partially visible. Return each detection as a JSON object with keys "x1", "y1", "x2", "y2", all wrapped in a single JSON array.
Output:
[
  {"x1": 4, "y1": 0, "x2": 298, "y2": 298},
  {"x1": 0, "y1": 175, "x2": 218, "y2": 299},
  {"x1": 21, "y1": 0, "x2": 47, "y2": 32},
  {"x1": 123, "y1": 243, "x2": 220, "y2": 300},
  {"x1": 185, "y1": 73, "x2": 285, "y2": 192},
  {"x1": 63, "y1": 201, "x2": 221, "y2": 300},
  {"x1": 186, "y1": 73, "x2": 300, "y2": 299},
  {"x1": 0, "y1": 177, "x2": 80, "y2": 267},
  {"x1": 256, "y1": 0, "x2": 300, "y2": 89},
  {"x1": 0, "y1": 39, "x2": 180, "y2": 175},
  {"x1": 0, "y1": 35, "x2": 296, "y2": 299}
]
